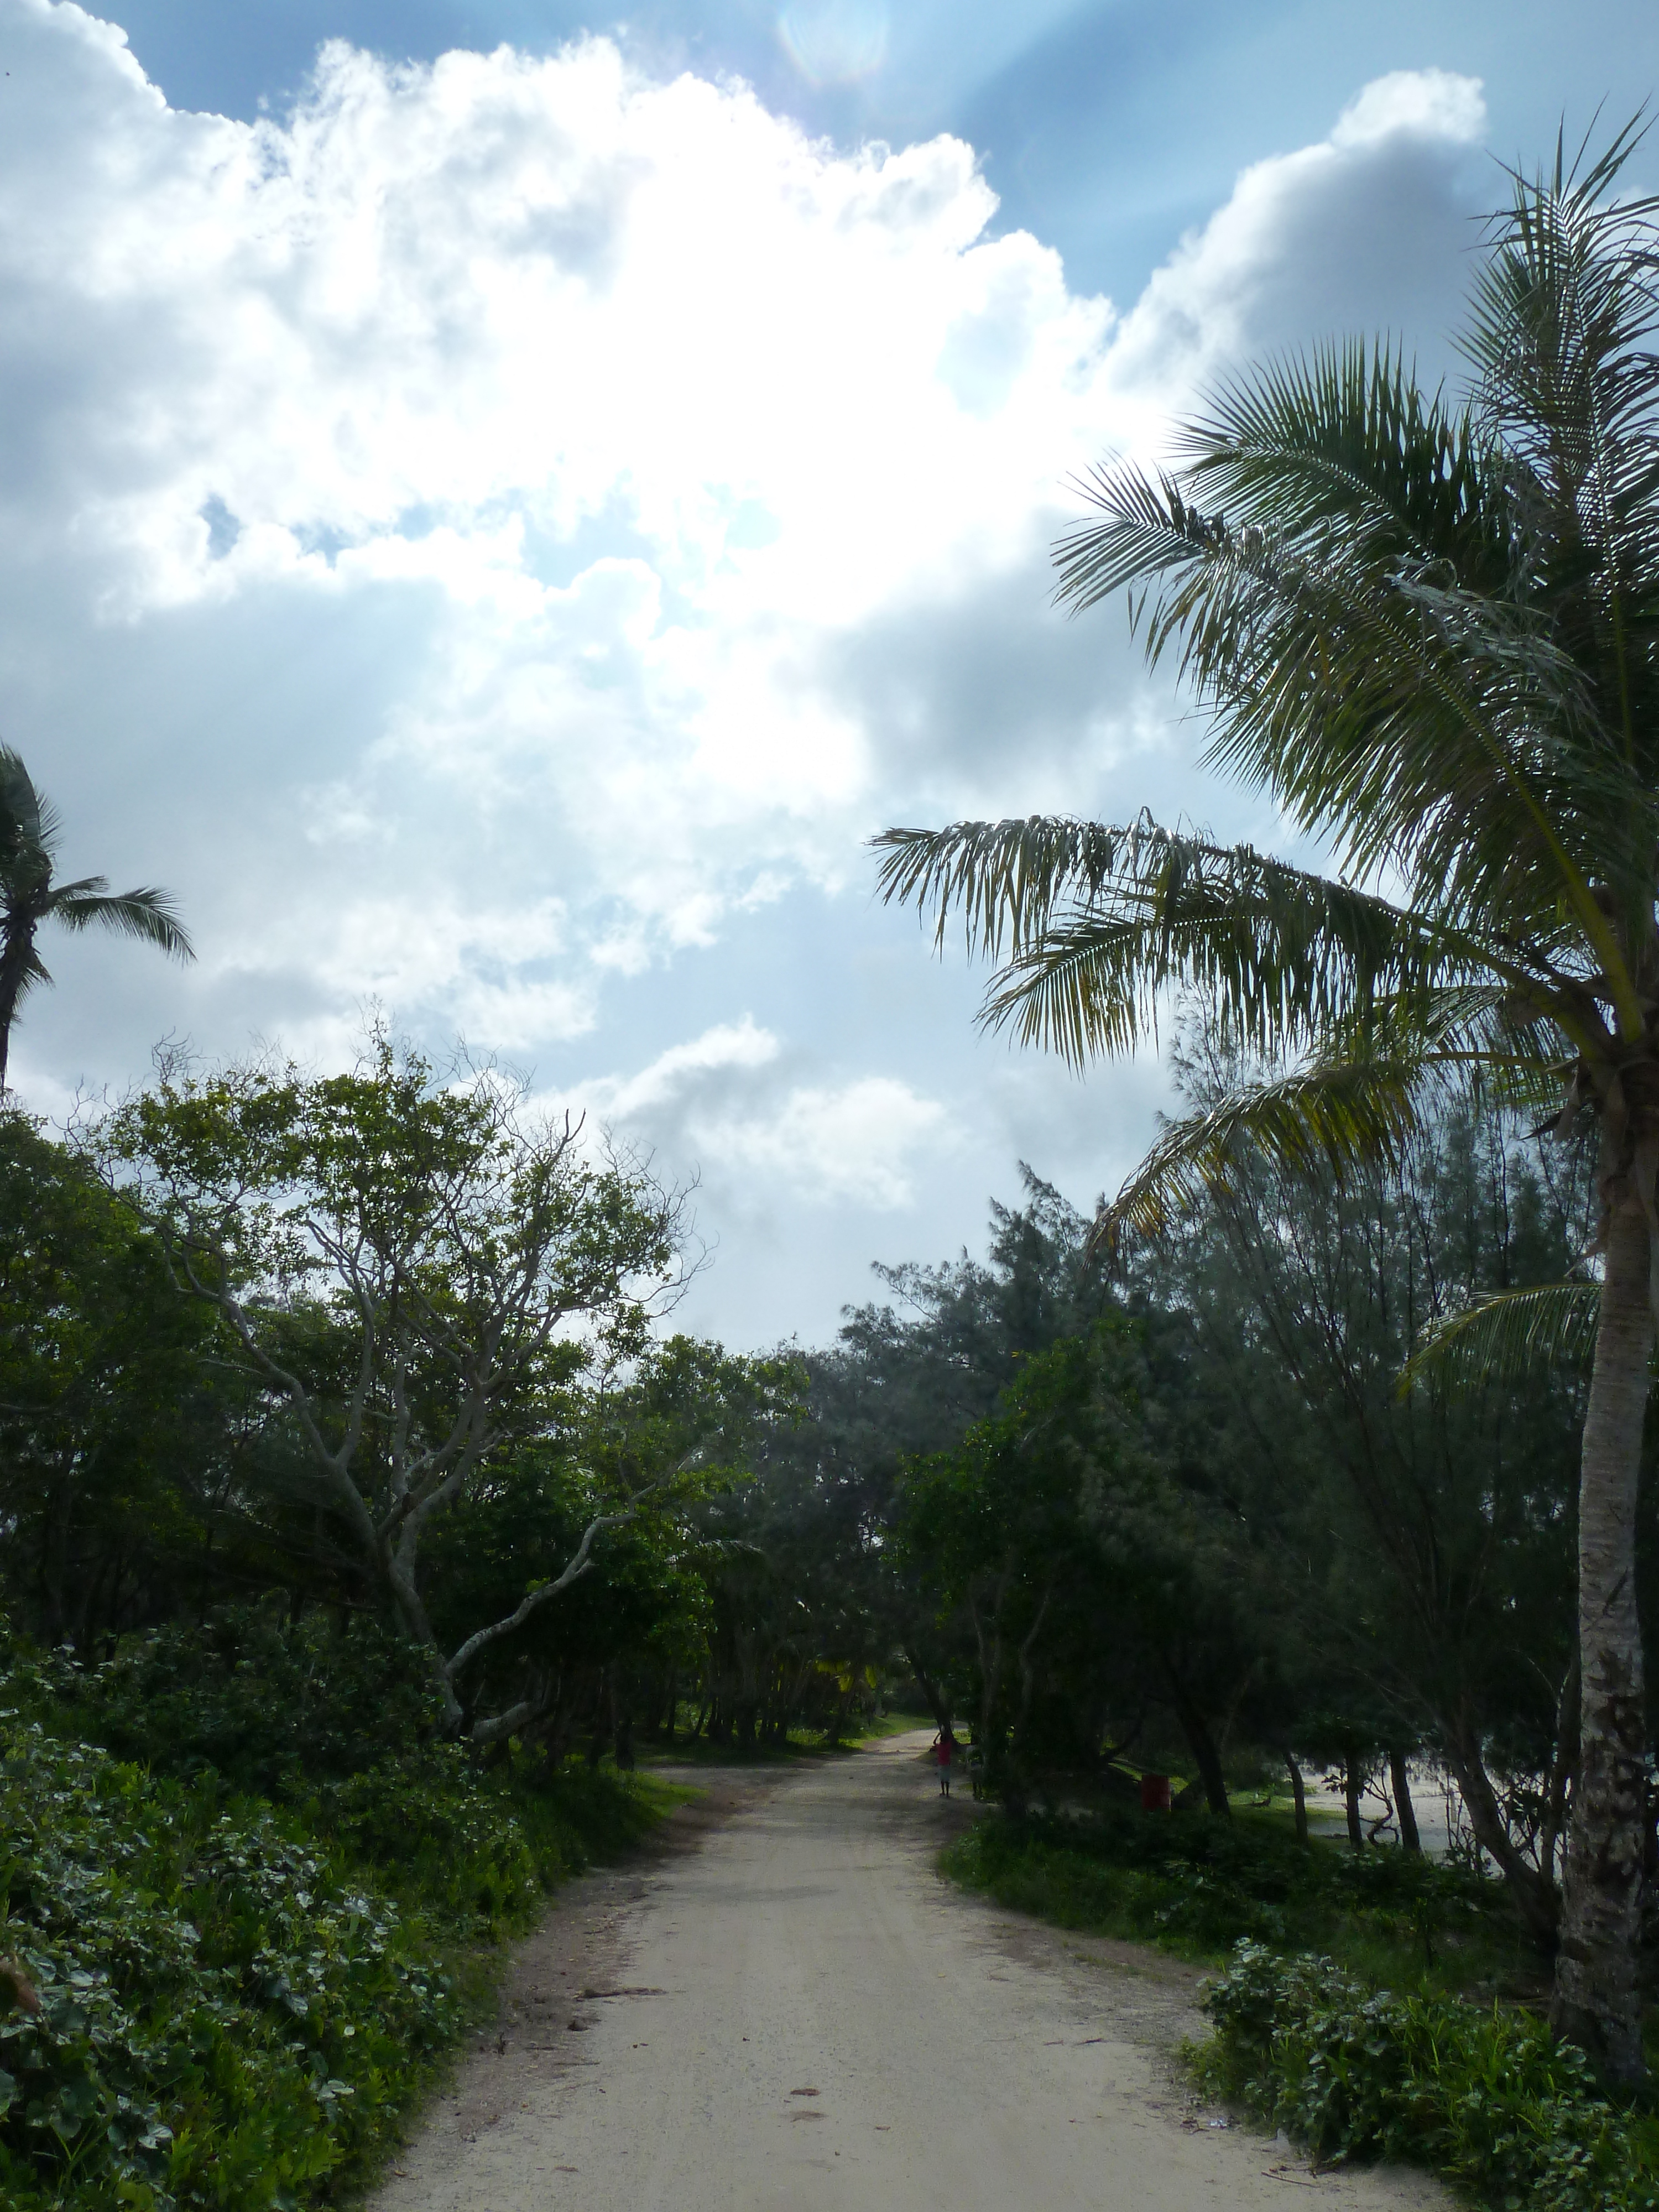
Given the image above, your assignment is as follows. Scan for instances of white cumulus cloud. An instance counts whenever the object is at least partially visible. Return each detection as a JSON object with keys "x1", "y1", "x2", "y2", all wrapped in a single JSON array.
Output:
[{"x1": 0, "y1": 8, "x2": 1494, "y2": 1336}]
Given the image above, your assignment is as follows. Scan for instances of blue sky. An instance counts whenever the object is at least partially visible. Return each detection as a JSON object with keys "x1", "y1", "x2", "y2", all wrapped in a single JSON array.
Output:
[{"x1": 4, "y1": 0, "x2": 1658, "y2": 1345}]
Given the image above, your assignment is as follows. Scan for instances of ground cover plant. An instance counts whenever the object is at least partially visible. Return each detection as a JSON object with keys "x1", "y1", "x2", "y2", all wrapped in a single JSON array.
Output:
[
  {"x1": 0, "y1": 1631, "x2": 667, "y2": 2212},
  {"x1": 1198, "y1": 1944, "x2": 1659, "y2": 2211}
]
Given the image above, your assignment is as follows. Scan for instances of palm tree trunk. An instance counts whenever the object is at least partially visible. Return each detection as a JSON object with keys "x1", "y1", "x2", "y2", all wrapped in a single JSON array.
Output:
[
  {"x1": 0, "y1": 941, "x2": 25, "y2": 1093},
  {"x1": 1551, "y1": 1185, "x2": 1652, "y2": 2081}
]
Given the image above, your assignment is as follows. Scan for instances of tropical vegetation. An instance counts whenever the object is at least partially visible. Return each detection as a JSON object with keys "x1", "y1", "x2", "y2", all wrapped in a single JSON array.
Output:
[
  {"x1": 0, "y1": 749, "x2": 192, "y2": 1091},
  {"x1": 877, "y1": 131, "x2": 1659, "y2": 2079}
]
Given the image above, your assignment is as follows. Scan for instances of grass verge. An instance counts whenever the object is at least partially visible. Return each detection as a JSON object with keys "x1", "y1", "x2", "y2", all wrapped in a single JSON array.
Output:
[{"x1": 941, "y1": 1807, "x2": 1532, "y2": 1997}]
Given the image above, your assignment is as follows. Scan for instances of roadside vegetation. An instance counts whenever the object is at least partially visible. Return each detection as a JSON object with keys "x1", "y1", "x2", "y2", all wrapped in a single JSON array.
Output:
[
  {"x1": 1202, "y1": 1944, "x2": 1659, "y2": 2211},
  {"x1": 944, "y1": 1811, "x2": 1659, "y2": 2206},
  {"x1": 942, "y1": 1809, "x2": 1532, "y2": 1998},
  {"x1": 0, "y1": 1624, "x2": 669, "y2": 2212}
]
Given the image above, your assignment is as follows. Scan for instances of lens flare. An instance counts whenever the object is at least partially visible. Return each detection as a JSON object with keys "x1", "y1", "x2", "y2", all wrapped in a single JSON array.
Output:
[{"x1": 778, "y1": 0, "x2": 889, "y2": 85}]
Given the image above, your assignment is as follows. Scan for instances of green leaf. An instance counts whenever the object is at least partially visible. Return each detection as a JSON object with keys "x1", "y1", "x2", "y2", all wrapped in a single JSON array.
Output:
[
  {"x1": 1399, "y1": 1281, "x2": 1601, "y2": 1395},
  {"x1": 1099, "y1": 1058, "x2": 1429, "y2": 1245}
]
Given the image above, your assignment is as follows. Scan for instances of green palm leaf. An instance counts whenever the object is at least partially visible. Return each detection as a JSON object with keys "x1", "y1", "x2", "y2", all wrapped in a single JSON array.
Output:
[
  {"x1": 1094, "y1": 1057, "x2": 1429, "y2": 1248},
  {"x1": 1053, "y1": 359, "x2": 1651, "y2": 1020},
  {"x1": 0, "y1": 747, "x2": 53, "y2": 858},
  {"x1": 51, "y1": 884, "x2": 195, "y2": 961},
  {"x1": 876, "y1": 814, "x2": 1597, "y2": 1070},
  {"x1": 0, "y1": 750, "x2": 192, "y2": 1088},
  {"x1": 1399, "y1": 1281, "x2": 1602, "y2": 1394}
]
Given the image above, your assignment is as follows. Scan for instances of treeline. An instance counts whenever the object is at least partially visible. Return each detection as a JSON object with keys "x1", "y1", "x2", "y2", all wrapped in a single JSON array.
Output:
[
  {"x1": 774, "y1": 1055, "x2": 1612, "y2": 1959},
  {"x1": 3, "y1": 1030, "x2": 1620, "y2": 1922},
  {"x1": 1, "y1": 1039, "x2": 810, "y2": 1757},
  {"x1": 0, "y1": 1013, "x2": 1634, "y2": 2205}
]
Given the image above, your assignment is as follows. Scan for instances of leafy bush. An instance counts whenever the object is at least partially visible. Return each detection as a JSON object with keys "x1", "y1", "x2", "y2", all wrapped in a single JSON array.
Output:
[
  {"x1": 54, "y1": 1614, "x2": 444, "y2": 1799},
  {"x1": 1200, "y1": 1942, "x2": 1659, "y2": 2211},
  {"x1": 0, "y1": 1634, "x2": 662, "y2": 2210},
  {"x1": 0, "y1": 1714, "x2": 462, "y2": 2211}
]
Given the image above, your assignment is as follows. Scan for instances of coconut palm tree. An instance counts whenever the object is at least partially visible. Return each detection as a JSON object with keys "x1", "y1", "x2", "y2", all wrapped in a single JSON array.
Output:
[
  {"x1": 0, "y1": 748, "x2": 194, "y2": 1091},
  {"x1": 876, "y1": 131, "x2": 1659, "y2": 2077}
]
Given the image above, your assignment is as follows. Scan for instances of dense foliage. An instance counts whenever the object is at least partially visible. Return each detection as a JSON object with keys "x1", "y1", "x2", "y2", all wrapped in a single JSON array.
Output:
[
  {"x1": 942, "y1": 1808, "x2": 1515, "y2": 1980},
  {"x1": 1202, "y1": 1944, "x2": 1659, "y2": 2211},
  {"x1": 0, "y1": 1631, "x2": 659, "y2": 2212}
]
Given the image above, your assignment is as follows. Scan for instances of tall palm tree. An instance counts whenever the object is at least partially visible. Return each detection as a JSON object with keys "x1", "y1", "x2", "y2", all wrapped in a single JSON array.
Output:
[
  {"x1": 0, "y1": 748, "x2": 194, "y2": 1091},
  {"x1": 877, "y1": 132, "x2": 1659, "y2": 2078}
]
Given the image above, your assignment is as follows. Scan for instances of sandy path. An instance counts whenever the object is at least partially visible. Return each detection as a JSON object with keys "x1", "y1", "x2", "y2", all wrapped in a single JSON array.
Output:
[{"x1": 373, "y1": 1732, "x2": 1447, "y2": 2211}]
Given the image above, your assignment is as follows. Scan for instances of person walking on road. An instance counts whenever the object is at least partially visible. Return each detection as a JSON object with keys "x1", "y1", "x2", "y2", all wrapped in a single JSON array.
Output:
[{"x1": 933, "y1": 1730, "x2": 954, "y2": 1798}]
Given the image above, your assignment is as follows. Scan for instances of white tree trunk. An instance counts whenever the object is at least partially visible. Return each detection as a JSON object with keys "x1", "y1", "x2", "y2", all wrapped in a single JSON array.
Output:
[{"x1": 1551, "y1": 1185, "x2": 1652, "y2": 2081}]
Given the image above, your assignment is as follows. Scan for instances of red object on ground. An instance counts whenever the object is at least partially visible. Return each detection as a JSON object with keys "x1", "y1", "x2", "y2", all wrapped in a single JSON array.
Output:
[{"x1": 1139, "y1": 1773, "x2": 1171, "y2": 1812}]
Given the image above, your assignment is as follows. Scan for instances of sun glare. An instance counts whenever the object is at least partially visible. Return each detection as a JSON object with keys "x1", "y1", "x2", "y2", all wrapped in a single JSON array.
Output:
[{"x1": 777, "y1": 0, "x2": 889, "y2": 85}]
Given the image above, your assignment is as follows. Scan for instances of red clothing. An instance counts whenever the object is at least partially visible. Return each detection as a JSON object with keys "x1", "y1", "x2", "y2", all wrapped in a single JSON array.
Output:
[{"x1": 937, "y1": 1742, "x2": 951, "y2": 1765}]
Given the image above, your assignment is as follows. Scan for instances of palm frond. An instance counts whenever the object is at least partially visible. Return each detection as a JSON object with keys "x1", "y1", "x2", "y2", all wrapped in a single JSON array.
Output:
[
  {"x1": 875, "y1": 813, "x2": 1590, "y2": 1070},
  {"x1": 50, "y1": 885, "x2": 195, "y2": 960},
  {"x1": 1181, "y1": 342, "x2": 1507, "y2": 578},
  {"x1": 1399, "y1": 1280, "x2": 1601, "y2": 1395},
  {"x1": 1097, "y1": 1057, "x2": 1429, "y2": 1246},
  {"x1": 7, "y1": 947, "x2": 51, "y2": 1010},
  {"x1": 1051, "y1": 462, "x2": 1220, "y2": 617},
  {"x1": 1464, "y1": 118, "x2": 1659, "y2": 807},
  {"x1": 1051, "y1": 341, "x2": 1658, "y2": 1019},
  {"x1": 0, "y1": 747, "x2": 58, "y2": 857}
]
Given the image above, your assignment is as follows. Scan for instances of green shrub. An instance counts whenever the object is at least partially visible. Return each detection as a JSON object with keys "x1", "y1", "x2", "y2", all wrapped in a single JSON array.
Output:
[
  {"x1": 51, "y1": 1614, "x2": 444, "y2": 1799},
  {"x1": 312, "y1": 1750, "x2": 546, "y2": 1937},
  {"x1": 1200, "y1": 1941, "x2": 1659, "y2": 2211},
  {"x1": 0, "y1": 1714, "x2": 463, "y2": 2210},
  {"x1": 0, "y1": 1634, "x2": 664, "y2": 2209}
]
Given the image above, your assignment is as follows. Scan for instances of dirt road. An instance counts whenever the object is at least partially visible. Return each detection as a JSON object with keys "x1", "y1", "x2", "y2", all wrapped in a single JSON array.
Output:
[{"x1": 373, "y1": 1731, "x2": 1446, "y2": 2211}]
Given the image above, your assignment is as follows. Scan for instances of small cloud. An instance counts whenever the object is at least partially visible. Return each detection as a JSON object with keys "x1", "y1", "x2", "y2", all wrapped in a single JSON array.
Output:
[
  {"x1": 694, "y1": 1074, "x2": 952, "y2": 1209},
  {"x1": 1332, "y1": 70, "x2": 1485, "y2": 150},
  {"x1": 592, "y1": 1017, "x2": 781, "y2": 1119}
]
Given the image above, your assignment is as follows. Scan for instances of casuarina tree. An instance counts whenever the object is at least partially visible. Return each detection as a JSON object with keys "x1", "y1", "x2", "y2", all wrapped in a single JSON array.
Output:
[
  {"x1": 0, "y1": 748, "x2": 193, "y2": 1090},
  {"x1": 877, "y1": 132, "x2": 1659, "y2": 2077}
]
